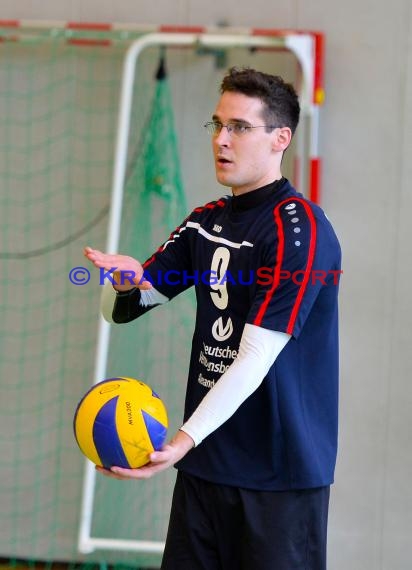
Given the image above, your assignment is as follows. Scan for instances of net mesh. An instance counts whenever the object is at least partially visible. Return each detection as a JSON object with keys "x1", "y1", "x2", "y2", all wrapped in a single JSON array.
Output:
[{"x1": 0, "y1": 29, "x2": 194, "y2": 570}]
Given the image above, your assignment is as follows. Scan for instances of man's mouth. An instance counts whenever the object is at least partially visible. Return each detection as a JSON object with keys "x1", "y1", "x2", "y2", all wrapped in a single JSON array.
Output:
[{"x1": 217, "y1": 156, "x2": 232, "y2": 165}]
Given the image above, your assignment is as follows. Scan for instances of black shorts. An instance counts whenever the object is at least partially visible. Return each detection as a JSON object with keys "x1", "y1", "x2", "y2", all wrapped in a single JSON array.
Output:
[{"x1": 161, "y1": 471, "x2": 330, "y2": 570}]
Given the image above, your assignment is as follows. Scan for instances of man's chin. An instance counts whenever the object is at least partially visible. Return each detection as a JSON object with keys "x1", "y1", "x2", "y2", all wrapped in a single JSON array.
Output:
[{"x1": 215, "y1": 173, "x2": 234, "y2": 188}]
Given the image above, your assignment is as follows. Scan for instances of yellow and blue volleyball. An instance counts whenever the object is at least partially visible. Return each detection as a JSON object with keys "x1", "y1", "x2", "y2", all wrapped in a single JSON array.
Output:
[{"x1": 73, "y1": 377, "x2": 168, "y2": 469}]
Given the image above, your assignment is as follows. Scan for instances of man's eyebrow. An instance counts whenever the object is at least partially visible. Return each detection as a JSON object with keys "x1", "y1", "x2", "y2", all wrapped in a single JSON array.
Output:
[{"x1": 211, "y1": 114, "x2": 251, "y2": 125}]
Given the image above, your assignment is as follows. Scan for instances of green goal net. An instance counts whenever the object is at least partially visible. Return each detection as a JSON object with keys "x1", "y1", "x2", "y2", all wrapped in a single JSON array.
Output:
[{"x1": 0, "y1": 28, "x2": 194, "y2": 569}]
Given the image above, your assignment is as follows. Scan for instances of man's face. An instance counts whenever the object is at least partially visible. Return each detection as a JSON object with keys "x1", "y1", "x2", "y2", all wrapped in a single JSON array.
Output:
[{"x1": 211, "y1": 91, "x2": 279, "y2": 195}]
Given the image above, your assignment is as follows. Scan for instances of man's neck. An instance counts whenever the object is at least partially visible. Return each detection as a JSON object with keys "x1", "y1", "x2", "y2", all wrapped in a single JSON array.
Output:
[{"x1": 231, "y1": 174, "x2": 283, "y2": 197}]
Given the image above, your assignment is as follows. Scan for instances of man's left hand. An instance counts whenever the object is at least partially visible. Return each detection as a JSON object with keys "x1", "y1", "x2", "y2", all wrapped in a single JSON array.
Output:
[{"x1": 96, "y1": 430, "x2": 194, "y2": 480}]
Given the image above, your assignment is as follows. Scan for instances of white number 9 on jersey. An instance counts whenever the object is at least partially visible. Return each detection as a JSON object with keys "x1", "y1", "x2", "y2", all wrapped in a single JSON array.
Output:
[{"x1": 210, "y1": 246, "x2": 230, "y2": 310}]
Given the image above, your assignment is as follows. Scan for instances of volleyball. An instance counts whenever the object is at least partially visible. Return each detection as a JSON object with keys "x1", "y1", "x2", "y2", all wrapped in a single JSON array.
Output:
[{"x1": 73, "y1": 377, "x2": 168, "y2": 469}]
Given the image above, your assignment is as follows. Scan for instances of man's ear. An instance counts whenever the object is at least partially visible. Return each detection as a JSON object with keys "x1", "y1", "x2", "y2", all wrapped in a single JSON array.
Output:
[{"x1": 272, "y1": 127, "x2": 292, "y2": 152}]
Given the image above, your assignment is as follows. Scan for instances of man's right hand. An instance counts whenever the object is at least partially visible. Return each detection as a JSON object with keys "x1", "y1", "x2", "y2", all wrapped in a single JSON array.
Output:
[{"x1": 83, "y1": 246, "x2": 152, "y2": 291}]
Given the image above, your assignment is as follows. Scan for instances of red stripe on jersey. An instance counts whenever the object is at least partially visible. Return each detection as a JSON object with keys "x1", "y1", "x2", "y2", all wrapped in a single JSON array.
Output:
[
  {"x1": 253, "y1": 198, "x2": 317, "y2": 334},
  {"x1": 142, "y1": 254, "x2": 155, "y2": 269},
  {"x1": 286, "y1": 201, "x2": 317, "y2": 333},
  {"x1": 194, "y1": 199, "x2": 226, "y2": 213}
]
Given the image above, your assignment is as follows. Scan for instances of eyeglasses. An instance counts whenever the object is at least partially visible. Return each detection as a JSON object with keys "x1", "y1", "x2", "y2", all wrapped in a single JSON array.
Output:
[{"x1": 204, "y1": 121, "x2": 278, "y2": 137}]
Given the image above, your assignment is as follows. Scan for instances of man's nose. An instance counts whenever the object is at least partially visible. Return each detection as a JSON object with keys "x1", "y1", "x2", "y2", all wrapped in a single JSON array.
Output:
[{"x1": 214, "y1": 126, "x2": 231, "y2": 145}]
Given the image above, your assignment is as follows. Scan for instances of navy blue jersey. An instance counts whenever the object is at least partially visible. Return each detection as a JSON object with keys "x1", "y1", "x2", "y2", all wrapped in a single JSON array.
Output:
[{"x1": 113, "y1": 179, "x2": 341, "y2": 490}]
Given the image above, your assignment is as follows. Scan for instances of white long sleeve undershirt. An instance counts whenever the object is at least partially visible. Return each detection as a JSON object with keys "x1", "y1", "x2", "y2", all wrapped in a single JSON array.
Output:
[{"x1": 180, "y1": 323, "x2": 290, "y2": 446}]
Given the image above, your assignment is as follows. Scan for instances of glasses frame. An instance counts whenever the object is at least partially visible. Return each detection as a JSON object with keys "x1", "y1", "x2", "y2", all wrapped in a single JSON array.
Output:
[{"x1": 203, "y1": 121, "x2": 279, "y2": 137}]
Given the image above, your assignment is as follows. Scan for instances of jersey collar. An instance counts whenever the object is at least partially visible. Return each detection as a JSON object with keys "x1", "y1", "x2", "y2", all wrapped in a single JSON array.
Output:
[{"x1": 231, "y1": 178, "x2": 288, "y2": 213}]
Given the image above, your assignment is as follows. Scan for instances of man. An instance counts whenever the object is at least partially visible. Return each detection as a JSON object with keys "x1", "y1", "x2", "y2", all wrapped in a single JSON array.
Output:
[{"x1": 84, "y1": 67, "x2": 341, "y2": 570}]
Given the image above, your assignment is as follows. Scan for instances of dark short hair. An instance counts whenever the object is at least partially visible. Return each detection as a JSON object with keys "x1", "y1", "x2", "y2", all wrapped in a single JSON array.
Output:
[{"x1": 220, "y1": 67, "x2": 300, "y2": 135}]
